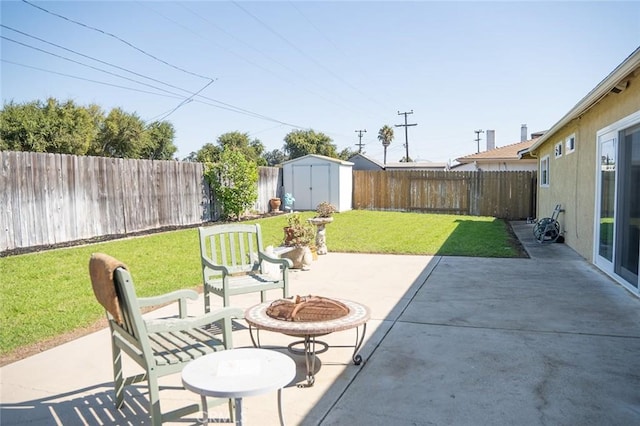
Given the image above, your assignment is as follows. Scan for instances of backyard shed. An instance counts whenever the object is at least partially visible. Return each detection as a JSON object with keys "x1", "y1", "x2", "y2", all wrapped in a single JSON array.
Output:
[{"x1": 282, "y1": 154, "x2": 353, "y2": 212}]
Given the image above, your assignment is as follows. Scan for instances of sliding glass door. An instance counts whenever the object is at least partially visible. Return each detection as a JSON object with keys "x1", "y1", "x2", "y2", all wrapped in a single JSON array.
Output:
[
  {"x1": 616, "y1": 124, "x2": 639, "y2": 287},
  {"x1": 596, "y1": 114, "x2": 640, "y2": 291},
  {"x1": 596, "y1": 132, "x2": 617, "y2": 268}
]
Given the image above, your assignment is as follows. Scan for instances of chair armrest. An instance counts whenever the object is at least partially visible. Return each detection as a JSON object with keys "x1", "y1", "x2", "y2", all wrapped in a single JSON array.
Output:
[
  {"x1": 202, "y1": 257, "x2": 231, "y2": 275},
  {"x1": 145, "y1": 307, "x2": 244, "y2": 333},
  {"x1": 259, "y1": 251, "x2": 293, "y2": 268},
  {"x1": 138, "y1": 289, "x2": 198, "y2": 318}
]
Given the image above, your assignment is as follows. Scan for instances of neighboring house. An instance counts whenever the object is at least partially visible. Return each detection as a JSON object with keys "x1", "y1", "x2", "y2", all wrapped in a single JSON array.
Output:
[
  {"x1": 523, "y1": 47, "x2": 640, "y2": 296},
  {"x1": 348, "y1": 153, "x2": 384, "y2": 171},
  {"x1": 384, "y1": 161, "x2": 448, "y2": 171},
  {"x1": 348, "y1": 153, "x2": 448, "y2": 171},
  {"x1": 454, "y1": 140, "x2": 539, "y2": 171}
]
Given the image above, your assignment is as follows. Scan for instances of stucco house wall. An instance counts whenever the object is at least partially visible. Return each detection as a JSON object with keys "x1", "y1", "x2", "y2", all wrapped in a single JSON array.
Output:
[
  {"x1": 526, "y1": 45, "x2": 640, "y2": 298},
  {"x1": 533, "y1": 69, "x2": 640, "y2": 261}
]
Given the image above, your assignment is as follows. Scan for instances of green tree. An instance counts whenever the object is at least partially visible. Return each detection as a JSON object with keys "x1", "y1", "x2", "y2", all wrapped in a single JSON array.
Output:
[
  {"x1": 217, "y1": 131, "x2": 267, "y2": 166},
  {"x1": 142, "y1": 121, "x2": 177, "y2": 160},
  {"x1": 378, "y1": 125, "x2": 394, "y2": 165},
  {"x1": 42, "y1": 99, "x2": 100, "y2": 154},
  {"x1": 263, "y1": 148, "x2": 287, "y2": 166},
  {"x1": 1, "y1": 100, "x2": 46, "y2": 152},
  {"x1": 338, "y1": 147, "x2": 358, "y2": 161},
  {"x1": 92, "y1": 108, "x2": 148, "y2": 158},
  {"x1": 206, "y1": 148, "x2": 258, "y2": 220},
  {"x1": 0, "y1": 98, "x2": 101, "y2": 154},
  {"x1": 191, "y1": 143, "x2": 221, "y2": 163},
  {"x1": 283, "y1": 129, "x2": 337, "y2": 159}
]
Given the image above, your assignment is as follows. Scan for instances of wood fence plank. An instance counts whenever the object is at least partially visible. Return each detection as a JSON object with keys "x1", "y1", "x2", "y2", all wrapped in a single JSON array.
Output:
[{"x1": 353, "y1": 169, "x2": 535, "y2": 219}]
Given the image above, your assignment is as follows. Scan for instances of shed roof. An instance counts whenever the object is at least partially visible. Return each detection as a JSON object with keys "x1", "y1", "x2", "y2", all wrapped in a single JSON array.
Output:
[{"x1": 281, "y1": 154, "x2": 354, "y2": 166}]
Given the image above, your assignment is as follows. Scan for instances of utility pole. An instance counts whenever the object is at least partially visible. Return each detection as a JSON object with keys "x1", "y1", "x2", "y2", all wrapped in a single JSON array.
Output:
[
  {"x1": 355, "y1": 129, "x2": 367, "y2": 153},
  {"x1": 395, "y1": 110, "x2": 417, "y2": 162},
  {"x1": 474, "y1": 129, "x2": 484, "y2": 153}
]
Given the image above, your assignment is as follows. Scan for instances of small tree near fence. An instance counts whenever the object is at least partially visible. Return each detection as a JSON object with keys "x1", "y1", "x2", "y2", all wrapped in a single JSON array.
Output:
[{"x1": 205, "y1": 148, "x2": 258, "y2": 220}]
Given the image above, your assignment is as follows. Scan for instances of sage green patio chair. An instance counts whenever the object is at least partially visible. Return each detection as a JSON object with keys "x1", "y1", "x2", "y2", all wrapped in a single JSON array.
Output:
[
  {"x1": 199, "y1": 224, "x2": 292, "y2": 310},
  {"x1": 89, "y1": 253, "x2": 243, "y2": 426}
]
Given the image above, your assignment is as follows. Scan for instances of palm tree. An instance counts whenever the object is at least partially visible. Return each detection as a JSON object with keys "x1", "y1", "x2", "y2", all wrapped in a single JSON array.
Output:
[{"x1": 378, "y1": 125, "x2": 394, "y2": 165}]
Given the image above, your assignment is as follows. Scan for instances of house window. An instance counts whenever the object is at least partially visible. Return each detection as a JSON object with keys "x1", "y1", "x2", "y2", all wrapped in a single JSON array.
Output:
[
  {"x1": 566, "y1": 134, "x2": 576, "y2": 153},
  {"x1": 540, "y1": 155, "x2": 550, "y2": 187},
  {"x1": 554, "y1": 141, "x2": 563, "y2": 158}
]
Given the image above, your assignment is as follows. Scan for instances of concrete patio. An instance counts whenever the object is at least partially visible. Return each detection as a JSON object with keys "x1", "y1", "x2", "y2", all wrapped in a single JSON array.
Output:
[{"x1": 1, "y1": 222, "x2": 639, "y2": 425}]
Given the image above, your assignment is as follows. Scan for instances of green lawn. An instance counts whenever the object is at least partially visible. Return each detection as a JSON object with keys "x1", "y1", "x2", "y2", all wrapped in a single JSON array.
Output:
[{"x1": 0, "y1": 210, "x2": 522, "y2": 358}]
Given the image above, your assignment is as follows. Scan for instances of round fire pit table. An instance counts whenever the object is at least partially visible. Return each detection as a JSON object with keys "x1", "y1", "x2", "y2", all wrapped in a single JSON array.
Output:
[{"x1": 244, "y1": 298, "x2": 370, "y2": 387}]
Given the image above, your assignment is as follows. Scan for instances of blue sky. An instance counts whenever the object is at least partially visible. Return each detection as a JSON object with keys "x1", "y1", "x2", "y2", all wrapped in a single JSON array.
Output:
[{"x1": 2, "y1": 1, "x2": 639, "y2": 163}]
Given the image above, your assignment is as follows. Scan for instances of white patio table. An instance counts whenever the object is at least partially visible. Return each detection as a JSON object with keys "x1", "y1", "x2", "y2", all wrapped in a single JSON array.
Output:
[{"x1": 181, "y1": 348, "x2": 296, "y2": 426}]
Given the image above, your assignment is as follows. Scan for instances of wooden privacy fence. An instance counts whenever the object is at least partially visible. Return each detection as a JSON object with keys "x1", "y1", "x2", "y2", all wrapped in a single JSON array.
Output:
[
  {"x1": 1, "y1": 151, "x2": 282, "y2": 253},
  {"x1": 1, "y1": 151, "x2": 208, "y2": 252},
  {"x1": 352, "y1": 170, "x2": 536, "y2": 220},
  {"x1": 2, "y1": 151, "x2": 533, "y2": 252}
]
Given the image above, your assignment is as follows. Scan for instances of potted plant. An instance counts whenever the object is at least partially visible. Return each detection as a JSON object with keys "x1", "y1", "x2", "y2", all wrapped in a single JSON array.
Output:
[
  {"x1": 283, "y1": 214, "x2": 315, "y2": 247},
  {"x1": 315, "y1": 201, "x2": 337, "y2": 219},
  {"x1": 281, "y1": 214, "x2": 315, "y2": 269}
]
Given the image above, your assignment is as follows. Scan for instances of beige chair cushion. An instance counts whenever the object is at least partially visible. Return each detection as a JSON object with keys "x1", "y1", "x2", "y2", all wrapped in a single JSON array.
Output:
[{"x1": 89, "y1": 253, "x2": 128, "y2": 325}]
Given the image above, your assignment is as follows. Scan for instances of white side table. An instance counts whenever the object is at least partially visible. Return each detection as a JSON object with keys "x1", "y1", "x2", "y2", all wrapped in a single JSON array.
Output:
[{"x1": 182, "y1": 348, "x2": 296, "y2": 426}]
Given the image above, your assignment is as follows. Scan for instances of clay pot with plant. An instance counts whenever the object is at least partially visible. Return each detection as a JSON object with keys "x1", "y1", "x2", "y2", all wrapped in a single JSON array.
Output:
[
  {"x1": 283, "y1": 214, "x2": 315, "y2": 247},
  {"x1": 281, "y1": 214, "x2": 315, "y2": 269}
]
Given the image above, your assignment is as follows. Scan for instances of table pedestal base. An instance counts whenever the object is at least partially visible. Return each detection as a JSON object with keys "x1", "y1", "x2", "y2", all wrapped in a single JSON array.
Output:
[{"x1": 249, "y1": 324, "x2": 367, "y2": 387}]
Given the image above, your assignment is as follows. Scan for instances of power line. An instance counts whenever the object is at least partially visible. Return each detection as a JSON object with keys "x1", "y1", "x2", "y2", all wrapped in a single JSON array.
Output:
[
  {"x1": 1, "y1": 59, "x2": 183, "y2": 101},
  {"x1": 153, "y1": 2, "x2": 368, "y2": 119},
  {"x1": 355, "y1": 129, "x2": 367, "y2": 153},
  {"x1": 1, "y1": 24, "x2": 205, "y2": 97},
  {"x1": 155, "y1": 80, "x2": 214, "y2": 122},
  {"x1": 1, "y1": 36, "x2": 184, "y2": 97},
  {"x1": 1, "y1": 36, "x2": 304, "y2": 128},
  {"x1": 395, "y1": 110, "x2": 417, "y2": 162},
  {"x1": 287, "y1": 1, "x2": 394, "y2": 114},
  {"x1": 232, "y1": 1, "x2": 387, "y2": 121},
  {"x1": 21, "y1": 0, "x2": 215, "y2": 82}
]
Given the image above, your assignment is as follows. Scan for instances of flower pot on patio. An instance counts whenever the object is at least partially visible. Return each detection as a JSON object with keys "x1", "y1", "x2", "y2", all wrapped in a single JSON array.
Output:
[{"x1": 279, "y1": 246, "x2": 313, "y2": 269}]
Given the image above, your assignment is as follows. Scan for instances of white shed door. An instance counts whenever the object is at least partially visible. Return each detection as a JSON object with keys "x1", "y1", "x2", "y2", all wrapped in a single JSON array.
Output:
[{"x1": 292, "y1": 164, "x2": 330, "y2": 210}]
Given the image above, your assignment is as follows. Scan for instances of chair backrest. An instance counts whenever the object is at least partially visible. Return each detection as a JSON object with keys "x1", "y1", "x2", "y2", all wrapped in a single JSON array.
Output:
[
  {"x1": 89, "y1": 253, "x2": 153, "y2": 356},
  {"x1": 199, "y1": 223, "x2": 266, "y2": 276},
  {"x1": 112, "y1": 267, "x2": 147, "y2": 341}
]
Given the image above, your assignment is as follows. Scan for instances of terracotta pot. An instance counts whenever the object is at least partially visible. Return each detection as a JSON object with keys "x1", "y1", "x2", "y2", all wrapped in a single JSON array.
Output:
[
  {"x1": 270, "y1": 198, "x2": 281, "y2": 212},
  {"x1": 283, "y1": 227, "x2": 295, "y2": 245}
]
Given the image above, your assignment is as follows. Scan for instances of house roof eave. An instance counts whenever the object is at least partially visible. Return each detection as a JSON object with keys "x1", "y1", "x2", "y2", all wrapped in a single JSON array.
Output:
[{"x1": 529, "y1": 46, "x2": 640, "y2": 154}]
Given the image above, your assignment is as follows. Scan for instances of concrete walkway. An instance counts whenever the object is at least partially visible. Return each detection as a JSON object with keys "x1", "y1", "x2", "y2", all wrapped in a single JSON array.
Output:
[{"x1": 1, "y1": 222, "x2": 639, "y2": 425}]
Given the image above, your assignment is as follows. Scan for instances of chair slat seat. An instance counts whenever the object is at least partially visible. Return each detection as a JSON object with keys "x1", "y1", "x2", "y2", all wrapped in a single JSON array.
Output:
[{"x1": 199, "y1": 224, "x2": 292, "y2": 309}]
